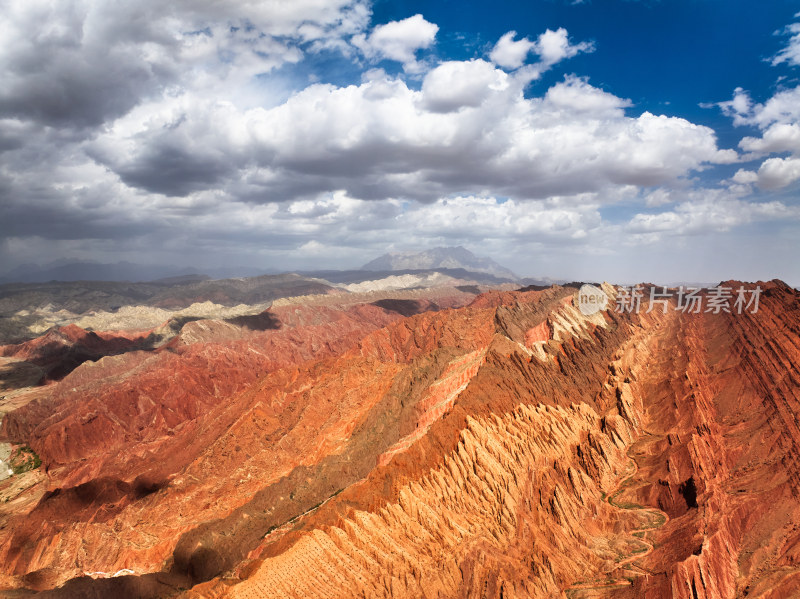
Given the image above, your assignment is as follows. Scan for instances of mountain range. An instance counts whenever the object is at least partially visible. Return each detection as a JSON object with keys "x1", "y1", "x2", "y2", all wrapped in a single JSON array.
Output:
[
  {"x1": 361, "y1": 246, "x2": 518, "y2": 280},
  {"x1": 0, "y1": 247, "x2": 519, "y2": 284},
  {"x1": 0, "y1": 261, "x2": 278, "y2": 284}
]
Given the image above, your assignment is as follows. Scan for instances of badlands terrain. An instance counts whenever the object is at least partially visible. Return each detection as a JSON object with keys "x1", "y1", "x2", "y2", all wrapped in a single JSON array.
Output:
[{"x1": 0, "y1": 271, "x2": 798, "y2": 598}]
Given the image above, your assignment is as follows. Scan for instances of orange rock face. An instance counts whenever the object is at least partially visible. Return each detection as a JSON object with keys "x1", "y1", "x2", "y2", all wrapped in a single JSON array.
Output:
[{"x1": 0, "y1": 281, "x2": 799, "y2": 599}]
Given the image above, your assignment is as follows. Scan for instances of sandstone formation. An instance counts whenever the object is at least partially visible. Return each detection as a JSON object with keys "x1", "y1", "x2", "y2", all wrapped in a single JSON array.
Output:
[
  {"x1": 0, "y1": 324, "x2": 152, "y2": 381},
  {"x1": 0, "y1": 280, "x2": 797, "y2": 598}
]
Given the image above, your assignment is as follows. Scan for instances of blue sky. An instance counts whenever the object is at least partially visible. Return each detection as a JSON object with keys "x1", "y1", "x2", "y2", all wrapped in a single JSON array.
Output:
[{"x1": 1, "y1": 0, "x2": 799, "y2": 284}]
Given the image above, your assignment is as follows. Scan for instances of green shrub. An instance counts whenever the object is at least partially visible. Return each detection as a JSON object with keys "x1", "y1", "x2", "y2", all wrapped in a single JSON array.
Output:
[{"x1": 9, "y1": 445, "x2": 42, "y2": 475}]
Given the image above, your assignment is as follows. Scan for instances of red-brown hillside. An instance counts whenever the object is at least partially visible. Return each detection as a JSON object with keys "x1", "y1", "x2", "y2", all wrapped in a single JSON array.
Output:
[
  {"x1": 0, "y1": 281, "x2": 798, "y2": 599},
  {"x1": 0, "y1": 324, "x2": 152, "y2": 381}
]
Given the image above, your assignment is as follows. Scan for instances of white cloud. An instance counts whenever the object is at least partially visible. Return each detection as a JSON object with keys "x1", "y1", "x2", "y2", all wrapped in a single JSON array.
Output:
[
  {"x1": 643, "y1": 188, "x2": 676, "y2": 207},
  {"x1": 721, "y1": 27, "x2": 800, "y2": 191},
  {"x1": 352, "y1": 14, "x2": 438, "y2": 72},
  {"x1": 772, "y1": 21, "x2": 800, "y2": 67},
  {"x1": 732, "y1": 169, "x2": 759, "y2": 185},
  {"x1": 627, "y1": 196, "x2": 796, "y2": 236},
  {"x1": 756, "y1": 156, "x2": 800, "y2": 189},
  {"x1": 0, "y1": 0, "x2": 370, "y2": 127},
  {"x1": 88, "y1": 70, "x2": 735, "y2": 205},
  {"x1": 490, "y1": 31, "x2": 536, "y2": 69},
  {"x1": 719, "y1": 86, "x2": 800, "y2": 188},
  {"x1": 421, "y1": 60, "x2": 509, "y2": 113},
  {"x1": 760, "y1": 95, "x2": 800, "y2": 132},
  {"x1": 739, "y1": 123, "x2": 800, "y2": 154},
  {"x1": 718, "y1": 87, "x2": 754, "y2": 127},
  {"x1": 535, "y1": 27, "x2": 594, "y2": 65},
  {"x1": 489, "y1": 28, "x2": 593, "y2": 82},
  {"x1": 543, "y1": 75, "x2": 630, "y2": 115},
  {"x1": 738, "y1": 87, "x2": 800, "y2": 128},
  {"x1": 398, "y1": 195, "x2": 603, "y2": 241}
]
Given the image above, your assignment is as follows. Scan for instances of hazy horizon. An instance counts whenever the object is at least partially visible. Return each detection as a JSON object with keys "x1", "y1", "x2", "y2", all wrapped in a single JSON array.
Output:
[{"x1": 1, "y1": 250, "x2": 795, "y2": 289}]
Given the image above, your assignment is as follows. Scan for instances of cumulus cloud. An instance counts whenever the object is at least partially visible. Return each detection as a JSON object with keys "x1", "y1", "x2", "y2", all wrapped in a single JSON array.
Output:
[
  {"x1": 0, "y1": 0, "x2": 369, "y2": 128},
  {"x1": 421, "y1": 60, "x2": 509, "y2": 112},
  {"x1": 398, "y1": 195, "x2": 604, "y2": 242},
  {"x1": 490, "y1": 32, "x2": 537, "y2": 69},
  {"x1": 721, "y1": 86, "x2": 800, "y2": 129},
  {"x1": 84, "y1": 70, "x2": 736, "y2": 206},
  {"x1": 87, "y1": 96, "x2": 249, "y2": 196},
  {"x1": 755, "y1": 157, "x2": 800, "y2": 189},
  {"x1": 0, "y1": 1, "x2": 174, "y2": 127},
  {"x1": 489, "y1": 27, "x2": 594, "y2": 79},
  {"x1": 543, "y1": 75, "x2": 630, "y2": 115},
  {"x1": 536, "y1": 27, "x2": 594, "y2": 65},
  {"x1": 352, "y1": 14, "x2": 438, "y2": 72},
  {"x1": 739, "y1": 123, "x2": 800, "y2": 154},
  {"x1": 720, "y1": 15, "x2": 800, "y2": 191},
  {"x1": 718, "y1": 87, "x2": 754, "y2": 127},
  {"x1": 732, "y1": 169, "x2": 759, "y2": 185},
  {"x1": 721, "y1": 85, "x2": 800, "y2": 189}
]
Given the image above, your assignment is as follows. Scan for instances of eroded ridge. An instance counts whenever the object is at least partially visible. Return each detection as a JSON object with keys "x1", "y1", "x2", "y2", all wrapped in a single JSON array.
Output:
[
  {"x1": 229, "y1": 401, "x2": 632, "y2": 599},
  {"x1": 2, "y1": 281, "x2": 799, "y2": 599}
]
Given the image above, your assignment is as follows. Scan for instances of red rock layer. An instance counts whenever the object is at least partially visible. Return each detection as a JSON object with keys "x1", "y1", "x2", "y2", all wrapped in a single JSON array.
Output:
[
  {"x1": 615, "y1": 280, "x2": 800, "y2": 599},
  {"x1": 0, "y1": 324, "x2": 151, "y2": 381},
  {"x1": 186, "y1": 281, "x2": 800, "y2": 599},
  {"x1": 192, "y1": 289, "x2": 642, "y2": 599},
  {"x1": 0, "y1": 293, "x2": 473, "y2": 588},
  {"x1": 0, "y1": 303, "x2": 428, "y2": 486},
  {"x1": 1, "y1": 282, "x2": 799, "y2": 599}
]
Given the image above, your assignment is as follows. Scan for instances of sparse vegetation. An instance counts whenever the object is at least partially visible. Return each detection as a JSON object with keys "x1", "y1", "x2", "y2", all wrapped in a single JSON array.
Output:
[
  {"x1": 615, "y1": 501, "x2": 645, "y2": 510},
  {"x1": 9, "y1": 445, "x2": 42, "y2": 475}
]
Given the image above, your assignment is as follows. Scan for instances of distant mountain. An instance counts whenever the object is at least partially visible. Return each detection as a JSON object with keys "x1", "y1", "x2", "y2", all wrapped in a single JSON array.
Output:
[
  {"x1": 361, "y1": 246, "x2": 517, "y2": 280},
  {"x1": 0, "y1": 261, "x2": 200, "y2": 284},
  {"x1": 518, "y1": 276, "x2": 570, "y2": 288},
  {"x1": 0, "y1": 261, "x2": 280, "y2": 284},
  {"x1": 0, "y1": 273, "x2": 336, "y2": 343},
  {"x1": 299, "y1": 267, "x2": 514, "y2": 286}
]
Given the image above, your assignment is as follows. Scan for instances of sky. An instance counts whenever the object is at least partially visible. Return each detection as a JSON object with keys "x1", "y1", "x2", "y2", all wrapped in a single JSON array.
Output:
[{"x1": 1, "y1": 0, "x2": 800, "y2": 284}]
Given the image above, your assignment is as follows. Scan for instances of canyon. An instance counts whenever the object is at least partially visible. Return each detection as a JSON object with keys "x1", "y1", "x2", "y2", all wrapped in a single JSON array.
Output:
[{"x1": 0, "y1": 278, "x2": 798, "y2": 598}]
